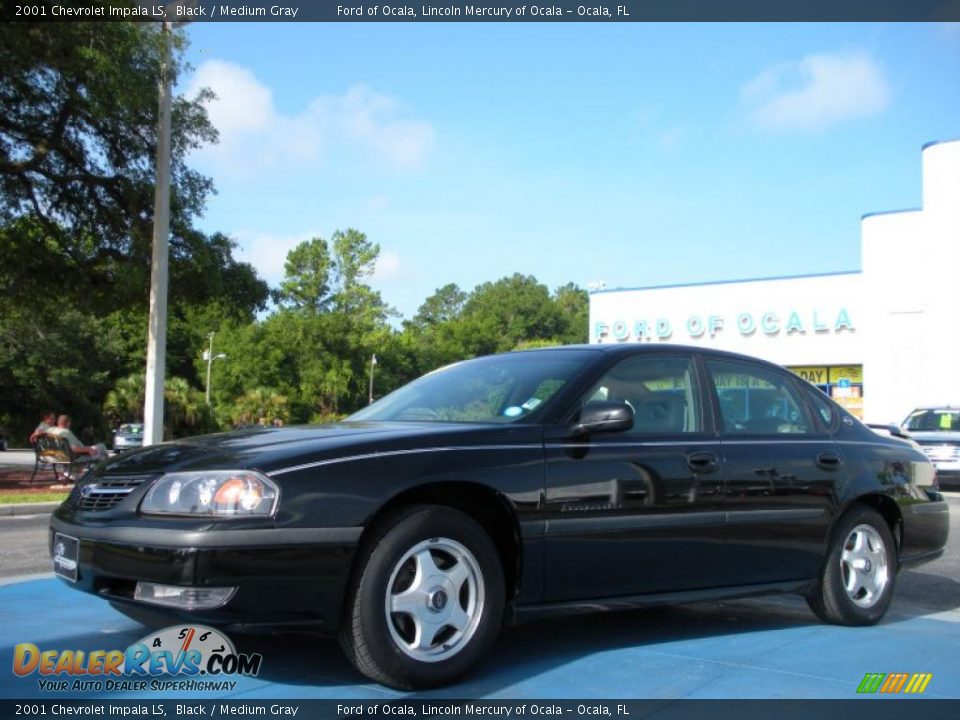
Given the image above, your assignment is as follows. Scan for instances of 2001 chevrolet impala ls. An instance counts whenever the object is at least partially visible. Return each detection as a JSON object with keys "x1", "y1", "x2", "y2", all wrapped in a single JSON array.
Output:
[{"x1": 51, "y1": 345, "x2": 949, "y2": 689}]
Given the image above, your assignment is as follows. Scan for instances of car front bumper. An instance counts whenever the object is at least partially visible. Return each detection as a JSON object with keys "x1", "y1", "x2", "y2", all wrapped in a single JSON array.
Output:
[{"x1": 49, "y1": 515, "x2": 361, "y2": 633}]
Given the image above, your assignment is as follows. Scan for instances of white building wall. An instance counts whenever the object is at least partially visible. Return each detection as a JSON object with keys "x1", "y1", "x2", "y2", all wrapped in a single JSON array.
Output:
[
  {"x1": 862, "y1": 140, "x2": 960, "y2": 423},
  {"x1": 589, "y1": 139, "x2": 960, "y2": 425}
]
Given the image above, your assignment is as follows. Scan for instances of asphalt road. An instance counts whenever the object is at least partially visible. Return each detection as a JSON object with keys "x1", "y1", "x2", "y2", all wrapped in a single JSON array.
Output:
[
  {"x1": 0, "y1": 449, "x2": 35, "y2": 467},
  {"x1": 0, "y1": 513, "x2": 51, "y2": 579}
]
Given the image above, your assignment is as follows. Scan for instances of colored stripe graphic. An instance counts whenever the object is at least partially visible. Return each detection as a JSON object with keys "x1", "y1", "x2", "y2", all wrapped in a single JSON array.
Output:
[
  {"x1": 857, "y1": 673, "x2": 886, "y2": 693},
  {"x1": 858, "y1": 672, "x2": 931, "y2": 694},
  {"x1": 904, "y1": 674, "x2": 933, "y2": 694},
  {"x1": 881, "y1": 673, "x2": 909, "y2": 693}
]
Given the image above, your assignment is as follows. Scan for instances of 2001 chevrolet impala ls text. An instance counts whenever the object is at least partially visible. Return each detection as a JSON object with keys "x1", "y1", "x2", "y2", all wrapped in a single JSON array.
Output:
[{"x1": 50, "y1": 345, "x2": 949, "y2": 689}]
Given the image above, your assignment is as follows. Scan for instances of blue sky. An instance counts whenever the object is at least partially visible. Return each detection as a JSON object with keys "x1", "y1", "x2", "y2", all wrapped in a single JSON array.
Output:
[{"x1": 180, "y1": 22, "x2": 960, "y2": 320}]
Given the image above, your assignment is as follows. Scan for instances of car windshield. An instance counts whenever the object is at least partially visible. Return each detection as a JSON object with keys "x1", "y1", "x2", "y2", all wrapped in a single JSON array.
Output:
[
  {"x1": 903, "y1": 409, "x2": 960, "y2": 432},
  {"x1": 350, "y1": 349, "x2": 597, "y2": 424},
  {"x1": 119, "y1": 424, "x2": 143, "y2": 434}
]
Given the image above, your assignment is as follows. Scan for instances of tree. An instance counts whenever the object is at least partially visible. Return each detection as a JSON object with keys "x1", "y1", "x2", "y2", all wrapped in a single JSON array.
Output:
[
  {"x1": 0, "y1": 21, "x2": 216, "y2": 291},
  {"x1": 552, "y1": 282, "x2": 589, "y2": 344},
  {"x1": 103, "y1": 374, "x2": 146, "y2": 427},
  {"x1": 277, "y1": 237, "x2": 332, "y2": 312},
  {"x1": 163, "y1": 377, "x2": 210, "y2": 439},
  {"x1": 408, "y1": 283, "x2": 467, "y2": 331},
  {"x1": 461, "y1": 274, "x2": 565, "y2": 355}
]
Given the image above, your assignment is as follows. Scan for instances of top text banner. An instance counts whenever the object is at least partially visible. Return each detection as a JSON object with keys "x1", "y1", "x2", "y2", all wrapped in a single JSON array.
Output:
[{"x1": 6, "y1": 0, "x2": 960, "y2": 22}]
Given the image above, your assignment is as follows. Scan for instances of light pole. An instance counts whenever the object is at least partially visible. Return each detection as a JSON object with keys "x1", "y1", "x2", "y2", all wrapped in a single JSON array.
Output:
[
  {"x1": 143, "y1": 2, "x2": 195, "y2": 446},
  {"x1": 368, "y1": 354, "x2": 378, "y2": 405},
  {"x1": 143, "y1": 18, "x2": 174, "y2": 446},
  {"x1": 204, "y1": 332, "x2": 227, "y2": 405}
]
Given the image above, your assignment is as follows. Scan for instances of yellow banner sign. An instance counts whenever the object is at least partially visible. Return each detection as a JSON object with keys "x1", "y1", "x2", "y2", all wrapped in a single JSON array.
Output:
[
  {"x1": 788, "y1": 365, "x2": 863, "y2": 385},
  {"x1": 789, "y1": 366, "x2": 829, "y2": 385},
  {"x1": 829, "y1": 366, "x2": 863, "y2": 384}
]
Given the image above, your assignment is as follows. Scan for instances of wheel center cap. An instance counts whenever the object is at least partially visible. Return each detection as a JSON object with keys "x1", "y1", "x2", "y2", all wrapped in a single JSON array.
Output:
[
  {"x1": 864, "y1": 560, "x2": 872, "y2": 573},
  {"x1": 428, "y1": 589, "x2": 448, "y2": 612}
]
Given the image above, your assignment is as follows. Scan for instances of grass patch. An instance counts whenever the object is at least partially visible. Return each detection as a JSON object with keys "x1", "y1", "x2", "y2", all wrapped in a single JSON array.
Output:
[{"x1": 0, "y1": 492, "x2": 68, "y2": 504}]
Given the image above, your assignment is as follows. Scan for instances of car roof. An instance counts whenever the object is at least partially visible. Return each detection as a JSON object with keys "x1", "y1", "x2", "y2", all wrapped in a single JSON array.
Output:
[{"x1": 513, "y1": 343, "x2": 790, "y2": 369}]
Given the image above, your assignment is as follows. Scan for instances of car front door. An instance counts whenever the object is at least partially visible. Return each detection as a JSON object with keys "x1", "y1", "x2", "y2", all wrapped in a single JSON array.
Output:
[
  {"x1": 704, "y1": 358, "x2": 843, "y2": 586},
  {"x1": 543, "y1": 352, "x2": 727, "y2": 602}
]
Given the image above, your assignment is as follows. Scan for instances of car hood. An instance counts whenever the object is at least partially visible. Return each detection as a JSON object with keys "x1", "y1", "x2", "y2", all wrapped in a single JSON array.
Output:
[{"x1": 98, "y1": 422, "x2": 539, "y2": 476}]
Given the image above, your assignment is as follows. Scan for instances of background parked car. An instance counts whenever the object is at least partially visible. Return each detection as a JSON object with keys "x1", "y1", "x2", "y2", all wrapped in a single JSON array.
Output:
[
  {"x1": 112, "y1": 423, "x2": 144, "y2": 453},
  {"x1": 902, "y1": 407, "x2": 960, "y2": 489}
]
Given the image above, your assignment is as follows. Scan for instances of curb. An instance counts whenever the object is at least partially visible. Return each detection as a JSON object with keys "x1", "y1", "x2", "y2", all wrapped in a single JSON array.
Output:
[{"x1": 0, "y1": 502, "x2": 60, "y2": 517}]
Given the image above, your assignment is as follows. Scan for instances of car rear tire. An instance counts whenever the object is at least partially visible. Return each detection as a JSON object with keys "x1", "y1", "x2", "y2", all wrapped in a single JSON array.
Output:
[
  {"x1": 339, "y1": 505, "x2": 505, "y2": 690},
  {"x1": 807, "y1": 506, "x2": 896, "y2": 626}
]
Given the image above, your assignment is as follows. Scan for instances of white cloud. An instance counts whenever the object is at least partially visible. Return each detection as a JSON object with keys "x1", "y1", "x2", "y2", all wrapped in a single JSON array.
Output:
[
  {"x1": 373, "y1": 250, "x2": 403, "y2": 282},
  {"x1": 742, "y1": 51, "x2": 890, "y2": 131},
  {"x1": 231, "y1": 229, "x2": 318, "y2": 287},
  {"x1": 186, "y1": 60, "x2": 434, "y2": 175}
]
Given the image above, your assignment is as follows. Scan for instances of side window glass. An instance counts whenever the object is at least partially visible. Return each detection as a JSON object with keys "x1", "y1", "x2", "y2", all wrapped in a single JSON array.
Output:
[
  {"x1": 707, "y1": 360, "x2": 811, "y2": 435},
  {"x1": 581, "y1": 356, "x2": 699, "y2": 434},
  {"x1": 802, "y1": 383, "x2": 837, "y2": 428}
]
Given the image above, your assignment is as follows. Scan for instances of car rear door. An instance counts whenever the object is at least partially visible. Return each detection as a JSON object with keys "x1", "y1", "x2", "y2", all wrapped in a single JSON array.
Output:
[{"x1": 703, "y1": 357, "x2": 842, "y2": 586}]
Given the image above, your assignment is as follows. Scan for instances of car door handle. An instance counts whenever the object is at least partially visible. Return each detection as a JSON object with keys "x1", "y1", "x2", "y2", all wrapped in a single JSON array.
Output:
[
  {"x1": 686, "y1": 451, "x2": 719, "y2": 474},
  {"x1": 816, "y1": 452, "x2": 843, "y2": 470}
]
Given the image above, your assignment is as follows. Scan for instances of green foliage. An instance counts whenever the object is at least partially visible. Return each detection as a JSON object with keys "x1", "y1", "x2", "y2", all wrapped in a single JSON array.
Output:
[
  {"x1": 0, "y1": 21, "x2": 589, "y2": 434},
  {"x1": 0, "y1": 22, "x2": 215, "y2": 264}
]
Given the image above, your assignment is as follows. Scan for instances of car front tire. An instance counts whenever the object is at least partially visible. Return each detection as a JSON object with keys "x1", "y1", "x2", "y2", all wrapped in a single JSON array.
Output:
[
  {"x1": 339, "y1": 505, "x2": 505, "y2": 690},
  {"x1": 807, "y1": 506, "x2": 897, "y2": 626}
]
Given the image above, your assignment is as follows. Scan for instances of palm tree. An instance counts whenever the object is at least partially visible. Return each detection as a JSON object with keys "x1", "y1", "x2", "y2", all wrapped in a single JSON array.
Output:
[{"x1": 103, "y1": 374, "x2": 145, "y2": 427}]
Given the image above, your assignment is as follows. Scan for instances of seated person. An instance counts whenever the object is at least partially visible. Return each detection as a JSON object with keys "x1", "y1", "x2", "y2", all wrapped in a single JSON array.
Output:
[
  {"x1": 29, "y1": 411, "x2": 57, "y2": 444},
  {"x1": 47, "y1": 414, "x2": 108, "y2": 461}
]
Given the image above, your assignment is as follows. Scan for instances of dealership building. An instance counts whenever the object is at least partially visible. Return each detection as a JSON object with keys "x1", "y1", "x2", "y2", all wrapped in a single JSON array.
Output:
[{"x1": 589, "y1": 139, "x2": 960, "y2": 424}]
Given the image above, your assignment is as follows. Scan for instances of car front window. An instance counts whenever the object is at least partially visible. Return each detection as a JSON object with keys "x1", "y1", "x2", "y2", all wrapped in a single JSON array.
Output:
[
  {"x1": 350, "y1": 350, "x2": 597, "y2": 424},
  {"x1": 904, "y1": 409, "x2": 960, "y2": 432}
]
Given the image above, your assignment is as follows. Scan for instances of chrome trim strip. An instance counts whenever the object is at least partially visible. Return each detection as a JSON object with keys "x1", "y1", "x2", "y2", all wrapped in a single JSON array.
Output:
[
  {"x1": 544, "y1": 508, "x2": 827, "y2": 536},
  {"x1": 724, "y1": 508, "x2": 827, "y2": 525},
  {"x1": 544, "y1": 441, "x2": 719, "y2": 449},
  {"x1": 267, "y1": 445, "x2": 543, "y2": 477},
  {"x1": 49, "y1": 517, "x2": 362, "y2": 548},
  {"x1": 546, "y1": 511, "x2": 725, "y2": 535},
  {"x1": 81, "y1": 486, "x2": 135, "y2": 496}
]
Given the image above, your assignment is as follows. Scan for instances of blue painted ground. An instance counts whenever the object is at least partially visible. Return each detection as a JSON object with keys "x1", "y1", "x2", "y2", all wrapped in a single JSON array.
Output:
[{"x1": 2, "y1": 577, "x2": 959, "y2": 700}]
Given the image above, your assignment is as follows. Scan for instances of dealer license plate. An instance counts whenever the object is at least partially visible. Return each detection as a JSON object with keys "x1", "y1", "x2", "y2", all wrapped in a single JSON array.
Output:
[{"x1": 53, "y1": 533, "x2": 79, "y2": 583}]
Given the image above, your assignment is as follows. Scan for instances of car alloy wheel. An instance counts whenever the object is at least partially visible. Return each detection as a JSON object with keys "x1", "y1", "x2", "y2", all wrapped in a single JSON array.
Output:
[
  {"x1": 806, "y1": 506, "x2": 896, "y2": 626},
  {"x1": 340, "y1": 504, "x2": 505, "y2": 690},
  {"x1": 385, "y1": 537, "x2": 485, "y2": 663},
  {"x1": 840, "y1": 523, "x2": 890, "y2": 608}
]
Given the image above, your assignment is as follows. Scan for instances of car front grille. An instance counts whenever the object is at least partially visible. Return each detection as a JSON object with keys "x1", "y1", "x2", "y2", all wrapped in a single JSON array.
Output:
[
  {"x1": 920, "y1": 444, "x2": 960, "y2": 462},
  {"x1": 74, "y1": 474, "x2": 158, "y2": 512}
]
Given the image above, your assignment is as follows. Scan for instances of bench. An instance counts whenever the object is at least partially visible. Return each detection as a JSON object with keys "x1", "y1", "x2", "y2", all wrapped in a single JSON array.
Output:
[{"x1": 30, "y1": 434, "x2": 94, "y2": 483}]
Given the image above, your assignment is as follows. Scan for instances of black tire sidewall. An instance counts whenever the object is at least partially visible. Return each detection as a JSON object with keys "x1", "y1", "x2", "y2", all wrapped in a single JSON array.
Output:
[
  {"x1": 351, "y1": 506, "x2": 505, "y2": 688},
  {"x1": 821, "y1": 507, "x2": 897, "y2": 625}
]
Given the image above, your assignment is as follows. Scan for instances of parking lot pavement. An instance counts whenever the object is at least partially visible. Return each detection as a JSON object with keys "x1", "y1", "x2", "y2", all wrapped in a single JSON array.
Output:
[{"x1": 1, "y1": 574, "x2": 959, "y2": 701}]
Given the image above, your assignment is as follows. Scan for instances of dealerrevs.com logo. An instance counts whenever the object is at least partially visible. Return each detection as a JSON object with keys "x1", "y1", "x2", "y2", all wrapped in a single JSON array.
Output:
[{"x1": 12, "y1": 625, "x2": 262, "y2": 693}]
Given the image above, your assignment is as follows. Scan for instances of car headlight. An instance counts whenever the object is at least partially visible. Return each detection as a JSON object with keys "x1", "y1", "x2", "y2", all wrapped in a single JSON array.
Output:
[{"x1": 141, "y1": 470, "x2": 279, "y2": 517}]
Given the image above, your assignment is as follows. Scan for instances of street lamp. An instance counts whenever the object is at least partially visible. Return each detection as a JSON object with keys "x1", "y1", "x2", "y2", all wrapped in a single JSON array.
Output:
[
  {"x1": 204, "y1": 332, "x2": 227, "y2": 405},
  {"x1": 368, "y1": 354, "x2": 378, "y2": 405}
]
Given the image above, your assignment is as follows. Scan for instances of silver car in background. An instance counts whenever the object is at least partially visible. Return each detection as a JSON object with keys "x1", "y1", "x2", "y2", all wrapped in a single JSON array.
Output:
[
  {"x1": 902, "y1": 407, "x2": 960, "y2": 489},
  {"x1": 112, "y1": 423, "x2": 144, "y2": 453}
]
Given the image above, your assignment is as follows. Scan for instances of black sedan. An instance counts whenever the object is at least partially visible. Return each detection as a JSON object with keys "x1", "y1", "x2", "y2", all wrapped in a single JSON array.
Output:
[{"x1": 50, "y1": 345, "x2": 949, "y2": 689}]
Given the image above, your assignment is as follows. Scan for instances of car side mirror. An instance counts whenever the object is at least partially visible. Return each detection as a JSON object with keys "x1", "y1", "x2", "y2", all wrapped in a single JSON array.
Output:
[{"x1": 572, "y1": 401, "x2": 634, "y2": 437}]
